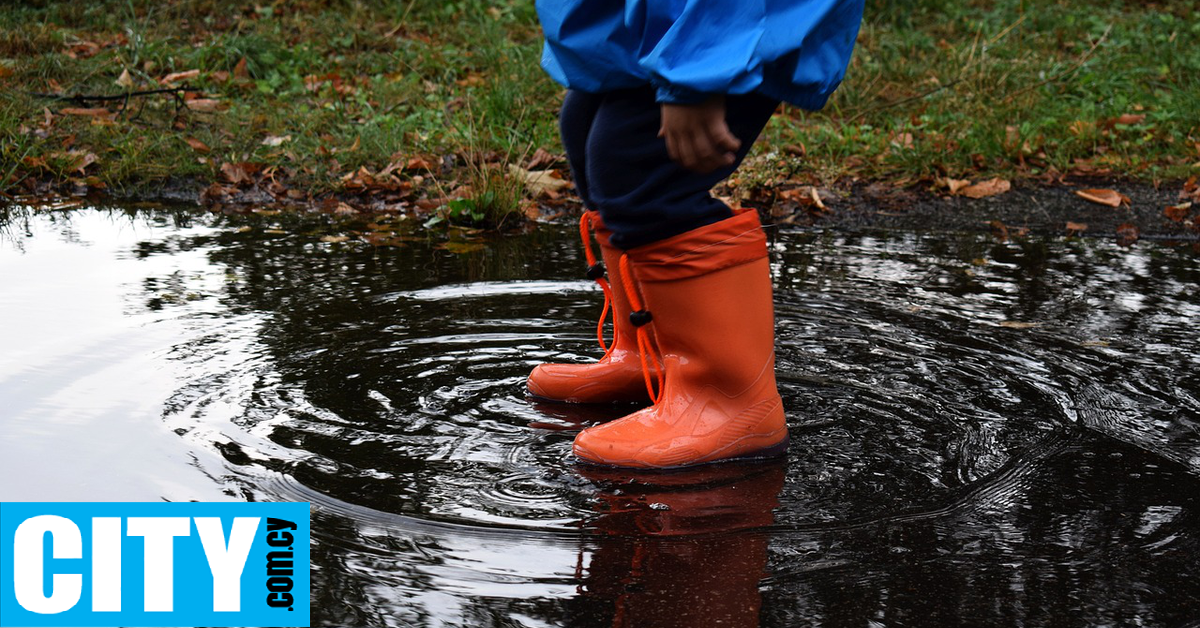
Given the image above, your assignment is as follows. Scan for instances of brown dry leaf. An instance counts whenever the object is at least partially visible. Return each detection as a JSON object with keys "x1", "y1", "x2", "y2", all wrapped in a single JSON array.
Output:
[
  {"x1": 1065, "y1": 221, "x2": 1089, "y2": 233},
  {"x1": 60, "y1": 107, "x2": 111, "y2": 117},
  {"x1": 261, "y1": 135, "x2": 291, "y2": 147},
  {"x1": 115, "y1": 69, "x2": 134, "y2": 89},
  {"x1": 1164, "y1": 202, "x2": 1192, "y2": 222},
  {"x1": 49, "y1": 150, "x2": 98, "y2": 174},
  {"x1": 185, "y1": 99, "x2": 228, "y2": 113},
  {"x1": 510, "y1": 165, "x2": 570, "y2": 197},
  {"x1": 440, "y1": 241, "x2": 485, "y2": 254},
  {"x1": 1101, "y1": 113, "x2": 1147, "y2": 130},
  {"x1": 219, "y1": 162, "x2": 262, "y2": 185},
  {"x1": 184, "y1": 137, "x2": 210, "y2": 153},
  {"x1": 334, "y1": 202, "x2": 358, "y2": 216},
  {"x1": 0, "y1": 64, "x2": 14, "y2": 80},
  {"x1": 936, "y1": 177, "x2": 971, "y2": 194},
  {"x1": 960, "y1": 178, "x2": 1011, "y2": 199},
  {"x1": 526, "y1": 147, "x2": 561, "y2": 170},
  {"x1": 405, "y1": 156, "x2": 434, "y2": 171},
  {"x1": 1116, "y1": 223, "x2": 1140, "y2": 247},
  {"x1": 1075, "y1": 188, "x2": 1130, "y2": 208},
  {"x1": 988, "y1": 220, "x2": 1009, "y2": 241},
  {"x1": 160, "y1": 69, "x2": 200, "y2": 85},
  {"x1": 999, "y1": 321, "x2": 1041, "y2": 329},
  {"x1": 320, "y1": 235, "x2": 351, "y2": 243},
  {"x1": 233, "y1": 58, "x2": 250, "y2": 80}
]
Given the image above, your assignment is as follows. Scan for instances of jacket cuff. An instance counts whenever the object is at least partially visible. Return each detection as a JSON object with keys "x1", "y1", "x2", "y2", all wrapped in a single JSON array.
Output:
[{"x1": 654, "y1": 83, "x2": 710, "y2": 105}]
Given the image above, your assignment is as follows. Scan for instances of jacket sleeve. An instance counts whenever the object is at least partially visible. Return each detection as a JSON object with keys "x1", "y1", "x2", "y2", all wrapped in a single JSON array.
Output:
[{"x1": 632, "y1": 0, "x2": 863, "y2": 106}]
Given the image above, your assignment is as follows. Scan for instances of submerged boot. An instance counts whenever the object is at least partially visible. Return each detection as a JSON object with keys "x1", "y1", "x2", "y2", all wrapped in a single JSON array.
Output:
[
  {"x1": 527, "y1": 211, "x2": 655, "y2": 403},
  {"x1": 572, "y1": 209, "x2": 788, "y2": 468}
]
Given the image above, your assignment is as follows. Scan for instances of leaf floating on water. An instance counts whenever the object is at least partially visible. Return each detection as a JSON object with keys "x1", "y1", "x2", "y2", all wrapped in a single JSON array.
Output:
[
  {"x1": 1075, "y1": 188, "x2": 1130, "y2": 208},
  {"x1": 1065, "y1": 221, "x2": 1088, "y2": 233},
  {"x1": 263, "y1": 229, "x2": 286, "y2": 235},
  {"x1": 439, "y1": 241, "x2": 485, "y2": 254},
  {"x1": 960, "y1": 178, "x2": 1011, "y2": 199},
  {"x1": 999, "y1": 321, "x2": 1041, "y2": 329},
  {"x1": 1115, "y1": 222, "x2": 1140, "y2": 247},
  {"x1": 320, "y1": 235, "x2": 350, "y2": 243}
]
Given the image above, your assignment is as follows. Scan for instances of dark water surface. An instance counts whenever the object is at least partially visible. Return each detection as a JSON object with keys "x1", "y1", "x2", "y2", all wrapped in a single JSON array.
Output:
[{"x1": 2, "y1": 207, "x2": 1198, "y2": 627}]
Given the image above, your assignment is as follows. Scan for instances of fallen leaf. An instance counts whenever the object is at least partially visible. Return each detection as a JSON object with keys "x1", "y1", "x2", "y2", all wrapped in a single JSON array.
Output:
[
  {"x1": 219, "y1": 162, "x2": 264, "y2": 185},
  {"x1": 988, "y1": 220, "x2": 1009, "y2": 241},
  {"x1": 1066, "y1": 221, "x2": 1089, "y2": 233},
  {"x1": 510, "y1": 165, "x2": 570, "y2": 196},
  {"x1": 1115, "y1": 222, "x2": 1140, "y2": 247},
  {"x1": 60, "y1": 108, "x2": 111, "y2": 117},
  {"x1": 115, "y1": 69, "x2": 134, "y2": 89},
  {"x1": 49, "y1": 150, "x2": 98, "y2": 173},
  {"x1": 160, "y1": 69, "x2": 200, "y2": 85},
  {"x1": 1100, "y1": 113, "x2": 1147, "y2": 130},
  {"x1": 184, "y1": 137, "x2": 210, "y2": 153},
  {"x1": 960, "y1": 178, "x2": 1011, "y2": 199},
  {"x1": 526, "y1": 147, "x2": 561, "y2": 170},
  {"x1": 334, "y1": 202, "x2": 358, "y2": 216},
  {"x1": 185, "y1": 99, "x2": 227, "y2": 112},
  {"x1": 405, "y1": 156, "x2": 434, "y2": 171},
  {"x1": 999, "y1": 321, "x2": 1040, "y2": 329},
  {"x1": 233, "y1": 58, "x2": 250, "y2": 80},
  {"x1": 440, "y1": 241, "x2": 485, "y2": 254},
  {"x1": 261, "y1": 135, "x2": 291, "y2": 147},
  {"x1": 320, "y1": 235, "x2": 350, "y2": 243},
  {"x1": 1075, "y1": 188, "x2": 1130, "y2": 208},
  {"x1": 936, "y1": 177, "x2": 971, "y2": 194},
  {"x1": 1164, "y1": 202, "x2": 1191, "y2": 222}
]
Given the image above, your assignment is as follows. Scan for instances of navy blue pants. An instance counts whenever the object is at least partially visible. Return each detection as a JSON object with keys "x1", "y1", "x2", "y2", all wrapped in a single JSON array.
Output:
[{"x1": 560, "y1": 86, "x2": 780, "y2": 249}]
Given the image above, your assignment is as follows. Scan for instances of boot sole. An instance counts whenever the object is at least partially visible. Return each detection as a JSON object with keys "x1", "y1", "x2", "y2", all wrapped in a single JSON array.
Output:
[{"x1": 572, "y1": 434, "x2": 790, "y2": 471}]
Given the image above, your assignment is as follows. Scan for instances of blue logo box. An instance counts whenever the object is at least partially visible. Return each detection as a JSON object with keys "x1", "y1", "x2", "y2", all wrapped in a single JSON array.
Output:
[{"x1": 1, "y1": 502, "x2": 310, "y2": 627}]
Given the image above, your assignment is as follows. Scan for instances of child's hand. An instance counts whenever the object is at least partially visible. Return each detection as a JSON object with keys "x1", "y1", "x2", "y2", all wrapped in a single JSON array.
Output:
[{"x1": 659, "y1": 96, "x2": 742, "y2": 173}]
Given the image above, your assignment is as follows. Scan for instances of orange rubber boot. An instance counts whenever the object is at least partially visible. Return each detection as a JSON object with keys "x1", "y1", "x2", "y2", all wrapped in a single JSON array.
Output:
[
  {"x1": 527, "y1": 211, "x2": 655, "y2": 403},
  {"x1": 572, "y1": 209, "x2": 788, "y2": 468}
]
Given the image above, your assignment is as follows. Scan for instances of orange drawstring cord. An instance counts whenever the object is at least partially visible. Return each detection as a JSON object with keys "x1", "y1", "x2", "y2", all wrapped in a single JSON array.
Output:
[
  {"x1": 579, "y1": 213, "x2": 617, "y2": 357},
  {"x1": 618, "y1": 254, "x2": 664, "y2": 404}
]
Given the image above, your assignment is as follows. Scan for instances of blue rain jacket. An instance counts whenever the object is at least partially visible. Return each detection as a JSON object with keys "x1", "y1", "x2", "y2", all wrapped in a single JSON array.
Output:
[{"x1": 537, "y1": 0, "x2": 865, "y2": 110}]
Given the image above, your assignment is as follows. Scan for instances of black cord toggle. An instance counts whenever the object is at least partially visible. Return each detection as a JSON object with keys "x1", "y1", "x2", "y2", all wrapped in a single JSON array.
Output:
[
  {"x1": 629, "y1": 310, "x2": 653, "y2": 327},
  {"x1": 586, "y1": 263, "x2": 606, "y2": 280}
]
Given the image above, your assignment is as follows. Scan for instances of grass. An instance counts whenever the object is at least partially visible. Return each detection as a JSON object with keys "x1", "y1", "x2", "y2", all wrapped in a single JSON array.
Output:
[{"x1": 0, "y1": 0, "x2": 1197, "y2": 210}]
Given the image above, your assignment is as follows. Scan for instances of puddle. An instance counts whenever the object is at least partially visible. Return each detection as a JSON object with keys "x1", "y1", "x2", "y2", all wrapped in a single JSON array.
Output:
[{"x1": 1, "y1": 207, "x2": 1198, "y2": 627}]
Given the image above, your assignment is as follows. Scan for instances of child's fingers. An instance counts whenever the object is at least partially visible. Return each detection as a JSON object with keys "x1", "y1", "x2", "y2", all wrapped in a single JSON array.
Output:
[
  {"x1": 674, "y1": 132, "x2": 699, "y2": 171},
  {"x1": 711, "y1": 120, "x2": 742, "y2": 154}
]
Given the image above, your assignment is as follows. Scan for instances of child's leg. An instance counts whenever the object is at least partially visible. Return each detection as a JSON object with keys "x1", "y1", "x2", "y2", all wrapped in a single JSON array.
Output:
[
  {"x1": 526, "y1": 89, "x2": 654, "y2": 404},
  {"x1": 570, "y1": 87, "x2": 787, "y2": 468},
  {"x1": 583, "y1": 86, "x2": 779, "y2": 249},
  {"x1": 558, "y1": 90, "x2": 604, "y2": 208}
]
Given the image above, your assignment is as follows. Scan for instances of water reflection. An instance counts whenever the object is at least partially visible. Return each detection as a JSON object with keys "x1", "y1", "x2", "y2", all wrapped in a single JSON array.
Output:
[
  {"x1": 573, "y1": 462, "x2": 784, "y2": 628},
  {"x1": 1, "y1": 207, "x2": 1199, "y2": 627}
]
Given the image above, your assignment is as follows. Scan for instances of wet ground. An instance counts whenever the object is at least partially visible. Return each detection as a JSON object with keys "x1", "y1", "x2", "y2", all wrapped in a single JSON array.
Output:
[{"x1": 1, "y1": 206, "x2": 1199, "y2": 627}]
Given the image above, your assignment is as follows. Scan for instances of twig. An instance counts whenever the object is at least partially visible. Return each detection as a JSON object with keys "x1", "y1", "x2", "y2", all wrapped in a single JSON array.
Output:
[
  {"x1": 25, "y1": 86, "x2": 197, "y2": 105},
  {"x1": 1001, "y1": 23, "x2": 1112, "y2": 104}
]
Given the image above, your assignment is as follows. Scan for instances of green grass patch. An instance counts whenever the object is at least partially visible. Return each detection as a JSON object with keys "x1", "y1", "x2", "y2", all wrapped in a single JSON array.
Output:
[{"x1": 0, "y1": 0, "x2": 1196, "y2": 204}]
